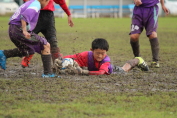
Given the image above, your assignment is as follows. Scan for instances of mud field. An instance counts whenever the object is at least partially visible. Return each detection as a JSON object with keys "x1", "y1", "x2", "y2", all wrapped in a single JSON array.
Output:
[{"x1": 1, "y1": 56, "x2": 177, "y2": 95}]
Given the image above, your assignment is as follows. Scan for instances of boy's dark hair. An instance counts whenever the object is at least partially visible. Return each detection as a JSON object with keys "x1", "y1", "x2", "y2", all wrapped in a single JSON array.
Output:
[{"x1": 92, "y1": 38, "x2": 109, "y2": 51}]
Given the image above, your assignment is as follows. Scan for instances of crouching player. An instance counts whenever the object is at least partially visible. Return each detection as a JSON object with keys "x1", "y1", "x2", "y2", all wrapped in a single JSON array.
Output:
[
  {"x1": 53, "y1": 38, "x2": 149, "y2": 75},
  {"x1": 0, "y1": 0, "x2": 57, "y2": 78}
]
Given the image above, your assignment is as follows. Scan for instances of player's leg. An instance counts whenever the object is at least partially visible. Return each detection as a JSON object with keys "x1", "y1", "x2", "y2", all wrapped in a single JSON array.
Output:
[
  {"x1": 112, "y1": 57, "x2": 149, "y2": 73},
  {"x1": 41, "y1": 11, "x2": 62, "y2": 62},
  {"x1": 21, "y1": 10, "x2": 44, "y2": 68},
  {"x1": 149, "y1": 32, "x2": 159, "y2": 68},
  {"x1": 129, "y1": 7, "x2": 144, "y2": 57},
  {"x1": 145, "y1": 5, "x2": 159, "y2": 68},
  {"x1": 41, "y1": 42, "x2": 56, "y2": 77},
  {"x1": 1, "y1": 24, "x2": 33, "y2": 70},
  {"x1": 130, "y1": 34, "x2": 140, "y2": 57},
  {"x1": 0, "y1": 48, "x2": 24, "y2": 70},
  {"x1": 121, "y1": 57, "x2": 149, "y2": 72},
  {"x1": 8, "y1": 24, "x2": 36, "y2": 68},
  {"x1": 24, "y1": 32, "x2": 57, "y2": 77}
]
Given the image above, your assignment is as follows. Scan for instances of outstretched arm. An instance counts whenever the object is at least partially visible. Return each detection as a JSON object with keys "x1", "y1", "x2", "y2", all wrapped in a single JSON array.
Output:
[
  {"x1": 89, "y1": 62, "x2": 110, "y2": 75},
  {"x1": 54, "y1": 0, "x2": 74, "y2": 27}
]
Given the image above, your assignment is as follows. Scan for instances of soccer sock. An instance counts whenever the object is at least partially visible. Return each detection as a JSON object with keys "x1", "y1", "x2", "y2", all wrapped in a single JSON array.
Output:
[
  {"x1": 130, "y1": 40, "x2": 140, "y2": 57},
  {"x1": 41, "y1": 54, "x2": 52, "y2": 75},
  {"x1": 3, "y1": 48, "x2": 23, "y2": 58},
  {"x1": 149, "y1": 38, "x2": 159, "y2": 62},
  {"x1": 51, "y1": 47, "x2": 62, "y2": 61}
]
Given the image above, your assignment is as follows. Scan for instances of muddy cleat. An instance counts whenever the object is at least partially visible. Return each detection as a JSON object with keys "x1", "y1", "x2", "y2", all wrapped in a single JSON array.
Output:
[
  {"x1": 151, "y1": 61, "x2": 160, "y2": 68},
  {"x1": 21, "y1": 54, "x2": 34, "y2": 68},
  {"x1": 135, "y1": 57, "x2": 149, "y2": 71},
  {"x1": 42, "y1": 73, "x2": 59, "y2": 78},
  {"x1": 0, "y1": 50, "x2": 7, "y2": 70}
]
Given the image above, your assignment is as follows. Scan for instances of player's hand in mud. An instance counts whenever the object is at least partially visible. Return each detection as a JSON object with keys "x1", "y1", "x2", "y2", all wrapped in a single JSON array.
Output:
[
  {"x1": 81, "y1": 70, "x2": 89, "y2": 75},
  {"x1": 65, "y1": 64, "x2": 82, "y2": 75},
  {"x1": 53, "y1": 58, "x2": 89, "y2": 75},
  {"x1": 52, "y1": 59, "x2": 63, "y2": 74}
]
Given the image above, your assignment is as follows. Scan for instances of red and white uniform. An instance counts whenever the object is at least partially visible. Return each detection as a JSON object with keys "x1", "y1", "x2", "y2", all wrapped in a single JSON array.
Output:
[{"x1": 24, "y1": 0, "x2": 71, "y2": 16}]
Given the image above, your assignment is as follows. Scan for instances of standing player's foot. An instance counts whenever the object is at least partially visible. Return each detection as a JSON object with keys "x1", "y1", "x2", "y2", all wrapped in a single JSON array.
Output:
[
  {"x1": 135, "y1": 57, "x2": 149, "y2": 71},
  {"x1": 21, "y1": 54, "x2": 34, "y2": 68},
  {"x1": 151, "y1": 61, "x2": 160, "y2": 68},
  {"x1": 0, "y1": 50, "x2": 7, "y2": 70},
  {"x1": 42, "y1": 73, "x2": 60, "y2": 78}
]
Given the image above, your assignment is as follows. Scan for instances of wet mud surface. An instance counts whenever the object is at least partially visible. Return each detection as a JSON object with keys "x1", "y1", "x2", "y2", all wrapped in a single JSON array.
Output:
[{"x1": 0, "y1": 57, "x2": 177, "y2": 94}]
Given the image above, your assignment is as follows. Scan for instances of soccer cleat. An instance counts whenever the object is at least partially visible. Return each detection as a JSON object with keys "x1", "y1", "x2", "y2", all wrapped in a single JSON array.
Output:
[
  {"x1": 135, "y1": 57, "x2": 149, "y2": 71},
  {"x1": 21, "y1": 54, "x2": 34, "y2": 68},
  {"x1": 0, "y1": 50, "x2": 7, "y2": 70},
  {"x1": 41, "y1": 73, "x2": 59, "y2": 78},
  {"x1": 151, "y1": 62, "x2": 160, "y2": 68}
]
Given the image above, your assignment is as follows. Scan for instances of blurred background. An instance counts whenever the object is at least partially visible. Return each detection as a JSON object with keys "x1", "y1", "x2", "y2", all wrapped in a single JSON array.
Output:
[{"x1": 0, "y1": 0, "x2": 177, "y2": 17}]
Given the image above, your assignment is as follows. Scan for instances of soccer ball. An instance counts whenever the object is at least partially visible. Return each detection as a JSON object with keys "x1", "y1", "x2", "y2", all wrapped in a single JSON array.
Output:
[{"x1": 62, "y1": 58, "x2": 74, "y2": 69}]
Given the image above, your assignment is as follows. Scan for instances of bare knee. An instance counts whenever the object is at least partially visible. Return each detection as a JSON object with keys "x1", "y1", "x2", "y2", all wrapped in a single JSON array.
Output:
[
  {"x1": 149, "y1": 32, "x2": 157, "y2": 39},
  {"x1": 130, "y1": 34, "x2": 140, "y2": 42},
  {"x1": 121, "y1": 63, "x2": 132, "y2": 72},
  {"x1": 42, "y1": 43, "x2": 51, "y2": 55}
]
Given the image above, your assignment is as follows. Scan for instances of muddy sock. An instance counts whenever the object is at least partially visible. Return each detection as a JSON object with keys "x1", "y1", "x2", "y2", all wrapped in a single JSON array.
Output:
[
  {"x1": 41, "y1": 54, "x2": 52, "y2": 75},
  {"x1": 149, "y1": 38, "x2": 159, "y2": 62},
  {"x1": 130, "y1": 40, "x2": 140, "y2": 57},
  {"x1": 51, "y1": 47, "x2": 62, "y2": 61},
  {"x1": 3, "y1": 48, "x2": 24, "y2": 58},
  {"x1": 126, "y1": 58, "x2": 139, "y2": 68}
]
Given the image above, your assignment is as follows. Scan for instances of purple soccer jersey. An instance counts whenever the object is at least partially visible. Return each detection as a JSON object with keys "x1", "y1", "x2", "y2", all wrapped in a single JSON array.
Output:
[
  {"x1": 88, "y1": 51, "x2": 113, "y2": 74},
  {"x1": 130, "y1": 0, "x2": 159, "y2": 36},
  {"x1": 8, "y1": 0, "x2": 48, "y2": 55},
  {"x1": 139, "y1": 0, "x2": 159, "y2": 7},
  {"x1": 9, "y1": 0, "x2": 41, "y2": 31}
]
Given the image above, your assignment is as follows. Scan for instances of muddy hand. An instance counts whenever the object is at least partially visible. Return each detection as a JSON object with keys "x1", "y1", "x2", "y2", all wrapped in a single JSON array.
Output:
[{"x1": 23, "y1": 31, "x2": 31, "y2": 39}]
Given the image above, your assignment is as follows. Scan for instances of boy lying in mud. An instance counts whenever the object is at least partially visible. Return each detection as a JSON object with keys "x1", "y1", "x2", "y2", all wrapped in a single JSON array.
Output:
[{"x1": 53, "y1": 38, "x2": 149, "y2": 75}]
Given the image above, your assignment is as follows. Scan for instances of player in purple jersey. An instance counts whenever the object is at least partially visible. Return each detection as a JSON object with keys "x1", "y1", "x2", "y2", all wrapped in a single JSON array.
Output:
[
  {"x1": 129, "y1": 0, "x2": 169, "y2": 68},
  {"x1": 0, "y1": 0, "x2": 58, "y2": 78}
]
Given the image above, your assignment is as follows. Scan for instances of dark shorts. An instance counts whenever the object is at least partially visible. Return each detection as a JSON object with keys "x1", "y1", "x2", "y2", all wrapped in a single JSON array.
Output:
[
  {"x1": 129, "y1": 5, "x2": 159, "y2": 36},
  {"x1": 33, "y1": 10, "x2": 58, "y2": 48},
  {"x1": 8, "y1": 24, "x2": 47, "y2": 55}
]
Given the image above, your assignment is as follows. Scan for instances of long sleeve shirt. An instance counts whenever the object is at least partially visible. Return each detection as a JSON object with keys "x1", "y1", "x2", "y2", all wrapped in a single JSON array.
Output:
[{"x1": 41, "y1": 0, "x2": 71, "y2": 16}]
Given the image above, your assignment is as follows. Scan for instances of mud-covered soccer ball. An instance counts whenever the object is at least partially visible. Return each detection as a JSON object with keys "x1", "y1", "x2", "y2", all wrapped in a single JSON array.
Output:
[{"x1": 62, "y1": 58, "x2": 74, "y2": 69}]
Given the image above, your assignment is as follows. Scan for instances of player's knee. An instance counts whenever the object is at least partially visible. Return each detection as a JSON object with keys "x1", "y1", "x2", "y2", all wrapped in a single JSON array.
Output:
[
  {"x1": 130, "y1": 34, "x2": 139, "y2": 42},
  {"x1": 149, "y1": 32, "x2": 157, "y2": 39},
  {"x1": 43, "y1": 43, "x2": 51, "y2": 53}
]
